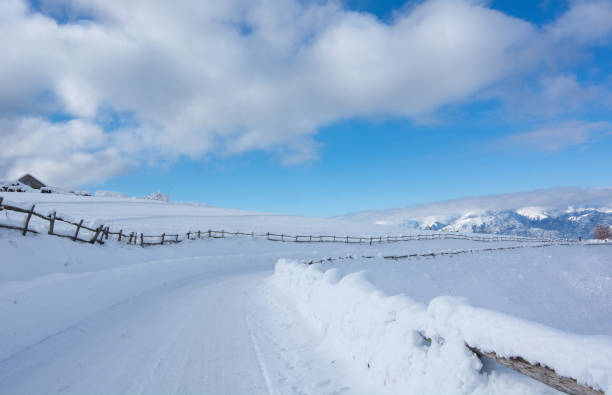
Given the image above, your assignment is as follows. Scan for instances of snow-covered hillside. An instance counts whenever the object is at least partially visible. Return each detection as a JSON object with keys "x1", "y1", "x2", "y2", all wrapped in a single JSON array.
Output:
[
  {"x1": 0, "y1": 192, "x2": 419, "y2": 237},
  {"x1": 337, "y1": 187, "x2": 612, "y2": 239},
  {"x1": 1, "y1": 192, "x2": 610, "y2": 394}
]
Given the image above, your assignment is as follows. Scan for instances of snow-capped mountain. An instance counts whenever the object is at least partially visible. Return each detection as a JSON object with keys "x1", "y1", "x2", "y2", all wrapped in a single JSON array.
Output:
[{"x1": 337, "y1": 187, "x2": 612, "y2": 239}]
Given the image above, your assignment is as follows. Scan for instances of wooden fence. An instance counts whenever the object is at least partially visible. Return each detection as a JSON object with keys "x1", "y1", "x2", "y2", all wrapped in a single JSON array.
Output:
[
  {"x1": 303, "y1": 241, "x2": 581, "y2": 265},
  {"x1": 0, "y1": 198, "x2": 567, "y2": 247},
  {"x1": 0, "y1": 197, "x2": 106, "y2": 244}
]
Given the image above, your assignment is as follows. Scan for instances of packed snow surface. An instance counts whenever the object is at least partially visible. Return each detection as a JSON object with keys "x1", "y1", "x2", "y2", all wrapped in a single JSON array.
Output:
[{"x1": 1, "y1": 192, "x2": 611, "y2": 394}]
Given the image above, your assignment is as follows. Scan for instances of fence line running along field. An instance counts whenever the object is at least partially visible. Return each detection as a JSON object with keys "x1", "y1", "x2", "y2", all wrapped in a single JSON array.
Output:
[{"x1": 0, "y1": 198, "x2": 567, "y2": 247}]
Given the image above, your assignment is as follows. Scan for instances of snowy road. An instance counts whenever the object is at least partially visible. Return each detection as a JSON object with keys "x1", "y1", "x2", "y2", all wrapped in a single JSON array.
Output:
[{"x1": 0, "y1": 255, "x2": 372, "y2": 395}]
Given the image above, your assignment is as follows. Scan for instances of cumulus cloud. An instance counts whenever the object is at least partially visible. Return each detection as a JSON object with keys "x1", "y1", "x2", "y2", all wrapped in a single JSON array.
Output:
[
  {"x1": 547, "y1": 0, "x2": 612, "y2": 44},
  {"x1": 0, "y1": 117, "x2": 134, "y2": 186},
  {"x1": 496, "y1": 120, "x2": 612, "y2": 152},
  {"x1": 1, "y1": 0, "x2": 611, "y2": 186}
]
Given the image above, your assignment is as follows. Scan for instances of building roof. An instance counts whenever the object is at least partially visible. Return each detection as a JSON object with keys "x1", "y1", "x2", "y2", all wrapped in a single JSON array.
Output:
[{"x1": 18, "y1": 174, "x2": 46, "y2": 189}]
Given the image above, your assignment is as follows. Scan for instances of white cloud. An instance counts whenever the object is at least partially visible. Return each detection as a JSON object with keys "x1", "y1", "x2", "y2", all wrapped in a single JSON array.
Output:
[
  {"x1": 547, "y1": 0, "x2": 612, "y2": 44},
  {"x1": 0, "y1": 118, "x2": 134, "y2": 187},
  {"x1": 498, "y1": 120, "x2": 612, "y2": 152},
  {"x1": 0, "y1": 0, "x2": 611, "y2": 186}
]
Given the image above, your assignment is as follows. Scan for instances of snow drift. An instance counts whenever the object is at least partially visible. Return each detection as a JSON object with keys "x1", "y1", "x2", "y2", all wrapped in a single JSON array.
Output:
[{"x1": 272, "y1": 259, "x2": 612, "y2": 394}]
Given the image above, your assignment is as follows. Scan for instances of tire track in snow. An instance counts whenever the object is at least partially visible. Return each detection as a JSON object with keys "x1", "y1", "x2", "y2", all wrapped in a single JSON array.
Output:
[{"x1": 246, "y1": 313, "x2": 276, "y2": 395}]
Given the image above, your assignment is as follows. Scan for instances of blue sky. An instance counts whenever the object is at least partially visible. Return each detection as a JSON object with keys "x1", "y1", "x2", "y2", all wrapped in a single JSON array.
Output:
[{"x1": 2, "y1": 0, "x2": 612, "y2": 217}]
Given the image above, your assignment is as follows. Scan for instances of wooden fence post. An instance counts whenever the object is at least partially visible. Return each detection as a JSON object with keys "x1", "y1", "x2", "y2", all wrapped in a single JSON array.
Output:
[
  {"x1": 267, "y1": 232, "x2": 270, "y2": 240},
  {"x1": 140, "y1": 233, "x2": 144, "y2": 247},
  {"x1": 208, "y1": 230, "x2": 211, "y2": 238},
  {"x1": 187, "y1": 232, "x2": 191, "y2": 240},
  {"x1": 105, "y1": 226, "x2": 110, "y2": 240},
  {"x1": 161, "y1": 233, "x2": 165, "y2": 245},
  {"x1": 221, "y1": 230, "x2": 225, "y2": 238},
  {"x1": 90, "y1": 225, "x2": 103, "y2": 244},
  {"x1": 369, "y1": 237, "x2": 373, "y2": 245},
  {"x1": 281, "y1": 234, "x2": 284, "y2": 241},
  {"x1": 22, "y1": 205, "x2": 35, "y2": 236},
  {"x1": 48, "y1": 211, "x2": 56, "y2": 235},
  {"x1": 197, "y1": 230, "x2": 201, "y2": 239},
  {"x1": 118, "y1": 229, "x2": 123, "y2": 242},
  {"x1": 73, "y1": 219, "x2": 83, "y2": 241},
  {"x1": 346, "y1": 235, "x2": 348, "y2": 243}
]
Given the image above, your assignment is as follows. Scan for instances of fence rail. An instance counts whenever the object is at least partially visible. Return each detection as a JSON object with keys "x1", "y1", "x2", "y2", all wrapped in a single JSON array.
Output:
[
  {"x1": 0, "y1": 198, "x2": 570, "y2": 247},
  {"x1": 302, "y1": 241, "x2": 582, "y2": 265}
]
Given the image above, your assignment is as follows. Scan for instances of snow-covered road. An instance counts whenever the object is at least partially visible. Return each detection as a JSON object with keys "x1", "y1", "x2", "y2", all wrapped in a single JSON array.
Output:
[
  {"x1": 0, "y1": 248, "x2": 375, "y2": 395},
  {"x1": 0, "y1": 269, "x2": 268, "y2": 393}
]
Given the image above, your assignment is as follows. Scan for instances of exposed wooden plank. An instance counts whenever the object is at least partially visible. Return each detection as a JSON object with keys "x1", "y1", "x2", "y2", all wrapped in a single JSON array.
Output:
[
  {"x1": 73, "y1": 219, "x2": 83, "y2": 242},
  {"x1": 90, "y1": 226, "x2": 103, "y2": 244},
  {"x1": 22, "y1": 205, "x2": 35, "y2": 236},
  {"x1": 48, "y1": 212, "x2": 56, "y2": 235},
  {"x1": 466, "y1": 345, "x2": 604, "y2": 395}
]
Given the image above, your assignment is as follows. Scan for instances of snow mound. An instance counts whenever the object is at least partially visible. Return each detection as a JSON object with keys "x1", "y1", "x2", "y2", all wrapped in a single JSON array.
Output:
[
  {"x1": 0, "y1": 181, "x2": 34, "y2": 193},
  {"x1": 94, "y1": 190, "x2": 129, "y2": 198},
  {"x1": 0, "y1": 180, "x2": 91, "y2": 196},
  {"x1": 273, "y1": 259, "x2": 612, "y2": 394},
  {"x1": 40, "y1": 186, "x2": 91, "y2": 196},
  {"x1": 140, "y1": 190, "x2": 170, "y2": 202}
]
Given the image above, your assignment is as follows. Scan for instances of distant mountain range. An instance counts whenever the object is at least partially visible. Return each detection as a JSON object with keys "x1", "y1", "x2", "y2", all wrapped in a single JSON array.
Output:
[{"x1": 336, "y1": 187, "x2": 612, "y2": 239}]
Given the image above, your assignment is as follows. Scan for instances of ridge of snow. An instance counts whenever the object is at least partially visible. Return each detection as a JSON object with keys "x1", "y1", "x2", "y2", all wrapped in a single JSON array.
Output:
[
  {"x1": 273, "y1": 258, "x2": 612, "y2": 394},
  {"x1": 516, "y1": 206, "x2": 549, "y2": 220}
]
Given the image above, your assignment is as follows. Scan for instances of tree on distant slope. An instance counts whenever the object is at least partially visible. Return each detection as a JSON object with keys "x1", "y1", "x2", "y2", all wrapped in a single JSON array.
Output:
[{"x1": 593, "y1": 225, "x2": 611, "y2": 240}]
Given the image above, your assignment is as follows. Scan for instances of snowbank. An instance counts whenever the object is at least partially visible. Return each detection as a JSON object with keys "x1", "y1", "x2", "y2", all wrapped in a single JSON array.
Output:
[
  {"x1": 140, "y1": 190, "x2": 170, "y2": 202},
  {"x1": 0, "y1": 180, "x2": 91, "y2": 196},
  {"x1": 0, "y1": 181, "x2": 33, "y2": 193},
  {"x1": 273, "y1": 259, "x2": 612, "y2": 394},
  {"x1": 94, "y1": 190, "x2": 128, "y2": 198}
]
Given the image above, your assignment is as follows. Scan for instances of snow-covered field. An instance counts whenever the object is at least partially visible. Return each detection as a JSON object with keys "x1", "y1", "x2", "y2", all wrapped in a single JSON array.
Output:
[
  {"x1": 0, "y1": 192, "x2": 423, "y2": 236},
  {"x1": 1, "y1": 192, "x2": 611, "y2": 394}
]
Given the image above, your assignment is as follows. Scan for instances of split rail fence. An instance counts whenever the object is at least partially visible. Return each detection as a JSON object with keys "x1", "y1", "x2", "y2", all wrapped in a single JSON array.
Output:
[
  {"x1": 0, "y1": 197, "x2": 605, "y2": 394},
  {"x1": 0, "y1": 198, "x2": 568, "y2": 247}
]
